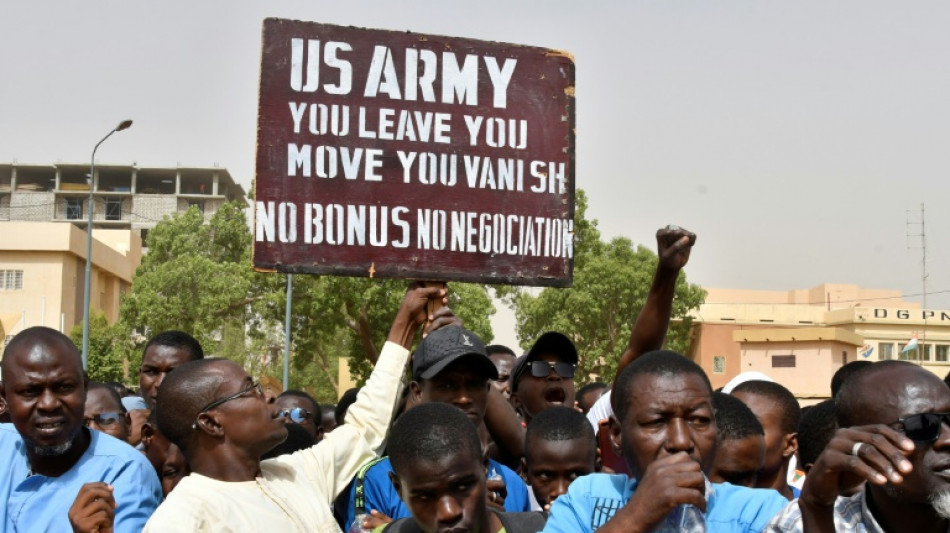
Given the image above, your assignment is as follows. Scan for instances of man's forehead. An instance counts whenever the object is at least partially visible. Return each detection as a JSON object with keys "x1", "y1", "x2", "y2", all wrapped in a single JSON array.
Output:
[
  {"x1": 860, "y1": 367, "x2": 950, "y2": 420},
  {"x1": 143, "y1": 344, "x2": 194, "y2": 365},
  {"x1": 628, "y1": 372, "x2": 711, "y2": 409},
  {"x1": 85, "y1": 388, "x2": 122, "y2": 411},
  {"x1": 6, "y1": 340, "x2": 82, "y2": 376}
]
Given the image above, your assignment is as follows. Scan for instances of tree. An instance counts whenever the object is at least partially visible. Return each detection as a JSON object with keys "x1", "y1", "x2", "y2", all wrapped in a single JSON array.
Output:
[
  {"x1": 277, "y1": 276, "x2": 496, "y2": 392},
  {"x1": 501, "y1": 190, "x2": 706, "y2": 384},
  {"x1": 119, "y1": 202, "x2": 258, "y2": 353},
  {"x1": 112, "y1": 201, "x2": 496, "y2": 400},
  {"x1": 70, "y1": 311, "x2": 131, "y2": 382}
]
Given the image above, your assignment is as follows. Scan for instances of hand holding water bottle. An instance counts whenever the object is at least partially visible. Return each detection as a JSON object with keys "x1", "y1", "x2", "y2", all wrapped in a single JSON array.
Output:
[{"x1": 621, "y1": 452, "x2": 707, "y2": 532}]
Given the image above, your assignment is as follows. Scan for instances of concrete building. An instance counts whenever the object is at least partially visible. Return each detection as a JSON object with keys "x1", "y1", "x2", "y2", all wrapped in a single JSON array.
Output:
[
  {"x1": 689, "y1": 283, "x2": 950, "y2": 400},
  {"x1": 0, "y1": 222, "x2": 141, "y2": 346},
  {"x1": 0, "y1": 162, "x2": 246, "y2": 244}
]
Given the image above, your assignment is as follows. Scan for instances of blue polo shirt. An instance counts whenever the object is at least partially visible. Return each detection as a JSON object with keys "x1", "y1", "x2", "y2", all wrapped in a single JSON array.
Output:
[
  {"x1": 342, "y1": 456, "x2": 530, "y2": 531},
  {"x1": 0, "y1": 424, "x2": 162, "y2": 532},
  {"x1": 543, "y1": 473, "x2": 787, "y2": 533}
]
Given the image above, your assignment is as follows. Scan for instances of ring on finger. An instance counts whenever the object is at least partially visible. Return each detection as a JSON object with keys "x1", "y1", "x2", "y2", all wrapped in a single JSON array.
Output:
[{"x1": 851, "y1": 442, "x2": 865, "y2": 456}]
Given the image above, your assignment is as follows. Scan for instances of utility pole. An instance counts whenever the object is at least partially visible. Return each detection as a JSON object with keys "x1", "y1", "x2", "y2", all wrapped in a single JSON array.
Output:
[{"x1": 906, "y1": 203, "x2": 927, "y2": 363}]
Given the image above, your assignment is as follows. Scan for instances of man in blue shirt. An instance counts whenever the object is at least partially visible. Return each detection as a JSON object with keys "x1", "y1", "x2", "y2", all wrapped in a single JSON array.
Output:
[
  {"x1": 544, "y1": 350, "x2": 787, "y2": 532},
  {"x1": 0, "y1": 327, "x2": 162, "y2": 532},
  {"x1": 343, "y1": 325, "x2": 530, "y2": 531}
]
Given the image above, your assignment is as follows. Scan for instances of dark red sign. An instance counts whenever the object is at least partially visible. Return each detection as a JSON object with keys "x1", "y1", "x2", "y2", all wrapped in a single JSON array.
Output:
[{"x1": 254, "y1": 19, "x2": 575, "y2": 286}]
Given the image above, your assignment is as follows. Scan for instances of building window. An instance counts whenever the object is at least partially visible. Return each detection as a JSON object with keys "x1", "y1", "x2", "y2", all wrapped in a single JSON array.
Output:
[
  {"x1": 921, "y1": 344, "x2": 932, "y2": 362},
  {"x1": 0, "y1": 269, "x2": 23, "y2": 290},
  {"x1": 188, "y1": 200, "x2": 205, "y2": 214},
  {"x1": 772, "y1": 355, "x2": 796, "y2": 368},
  {"x1": 65, "y1": 198, "x2": 83, "y2": 220},
  {"x1": 879, "y1": 343, "x2": 894, "y2": 360},
  {"x1": 713, "y1": 356, "x2": 725, "y2": 374},
  {"x1": 105, "y1": 198, "x2": 122, "y2": 221},
  {"x1": 937, "y1": 345, "x2": 949, "y2": 363}
]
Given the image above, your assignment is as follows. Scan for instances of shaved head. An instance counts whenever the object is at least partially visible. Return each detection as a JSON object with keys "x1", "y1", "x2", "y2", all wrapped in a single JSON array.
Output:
[
  {"x1": 1, "y1": 327, "x2": 80, "y2": 376},
  {"x1": 155, "y1": 358, "x2": 231, "y2": 453}
]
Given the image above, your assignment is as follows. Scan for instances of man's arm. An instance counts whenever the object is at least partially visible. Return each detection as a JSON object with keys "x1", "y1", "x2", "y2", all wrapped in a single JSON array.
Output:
[
  {"x1": 612, "y1": 225, "x2": 695, "y2": 387},
  {"x1": 482, "y1": 387, "x2": 525, "y2": 461},
  {"x1": 289, "y1": 283, "x2": 447, "y2": 501}
]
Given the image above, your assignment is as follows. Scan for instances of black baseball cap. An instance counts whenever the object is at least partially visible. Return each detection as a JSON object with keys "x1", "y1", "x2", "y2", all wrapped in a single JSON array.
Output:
[
  {"x1": 412, "y1": 325, "x2": 498, "y2": 381},
  {"x1": 509, "y1": 331, "x2": 579, "y2": 393}
]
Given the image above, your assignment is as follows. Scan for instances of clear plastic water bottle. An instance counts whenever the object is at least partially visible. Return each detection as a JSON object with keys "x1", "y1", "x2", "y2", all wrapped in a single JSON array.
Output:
[
  {"x1": 347, "y1": 513, "x2": 370, "y2": 533},
  {"x1": 654, "y1": 504, "x2": 706, "y2": 532}
]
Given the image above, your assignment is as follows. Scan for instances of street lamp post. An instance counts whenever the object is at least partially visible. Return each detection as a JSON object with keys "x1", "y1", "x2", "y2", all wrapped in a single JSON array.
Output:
[{"x1": 82, "y1": 119, "x2": 133, "y2": 370}]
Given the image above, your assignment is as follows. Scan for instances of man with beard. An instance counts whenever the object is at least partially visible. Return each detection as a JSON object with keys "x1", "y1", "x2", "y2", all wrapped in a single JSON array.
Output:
[
  {"x1": 0, "y1": 327, "x2": 161, "y2": 532},
  {"x1": 765, "y1": 361, "x2": 950, "y2": 533},
  {"x1": 543, "y1": 350, "x2": 787, "y2": 532}
]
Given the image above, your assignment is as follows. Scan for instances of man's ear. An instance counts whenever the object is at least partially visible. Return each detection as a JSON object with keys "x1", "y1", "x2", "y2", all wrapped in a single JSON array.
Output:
[
  {"x1": 314, "y1": 425, "x2": 325, "y2": 444},
  {"x1": 194, "y1": 412, "x2": 225, "y2": 437},
  {"x1": 520, "y1": 457, "x2": 529, "y2": 483},
  {"x1": 409, "y1": 381, "x2": 423, "y2": 403},
  {"x1": 781, "y1": 432, "x2": 799, "y2": 459},
  {"x1": 594, "y1": 445, "x2": 604, "y2": 473},
  {"x1": 389, "y1": 470, "x2": 402, "y2": 497},
  {"x1": 141, "y1": 422, "x2": 154, "y2": 448},
  {"x1": 0, "y1": 380, "x2": 6, "y2": 401},
  {"x1": 509, "y1": 391, "x2": 522, "y2": 412},
  {"x1": 608, "y1": 416, "x2": 623, "y2": 457}
]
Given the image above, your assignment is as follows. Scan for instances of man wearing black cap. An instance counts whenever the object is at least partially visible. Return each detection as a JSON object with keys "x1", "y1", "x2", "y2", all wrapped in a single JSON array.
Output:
[
  {"x1": 509, "y1": 331, "x2": 579, "y2": 425},
  {"x1": 342, "y1": 325, "x2": 531, "y2": 532}
]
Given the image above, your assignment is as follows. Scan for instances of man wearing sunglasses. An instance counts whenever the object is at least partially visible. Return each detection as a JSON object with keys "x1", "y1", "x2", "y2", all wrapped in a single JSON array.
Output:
[
  {"x1": 84, "y1": 381, "x2": 132, "y2": 443},
  {"x1": 275, "y1": 390, "x2": 322, "y2": 442},
  {"x1": 509, "y1": 331, "x2": 578, "y2": 425},
  {"x1": 765, "y1": 360, "x2": 950, "y2": 533},
  {"x1": 144, "y1": 284, "x2": 450, "y2": 532}
]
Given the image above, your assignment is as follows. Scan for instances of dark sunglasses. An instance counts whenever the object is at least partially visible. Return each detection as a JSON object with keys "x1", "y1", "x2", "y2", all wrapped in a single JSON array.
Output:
[
  {"x1": 84, "y1": 412, "x2": 123, "y2": 427},
  {"x1": 278, "y1": 407, "x2": 313, "y2": 424},
  {"x1": 894, "y1": 412, "x2": 950, "y2": 443},
  {"x1": 525, "y1": 360, "x2": 576, "y2": 379}
]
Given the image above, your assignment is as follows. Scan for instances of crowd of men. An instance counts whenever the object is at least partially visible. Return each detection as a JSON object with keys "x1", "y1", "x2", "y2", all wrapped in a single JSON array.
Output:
[{"x1": 1, "y1": 225, "x2": 949, "y2": 532}]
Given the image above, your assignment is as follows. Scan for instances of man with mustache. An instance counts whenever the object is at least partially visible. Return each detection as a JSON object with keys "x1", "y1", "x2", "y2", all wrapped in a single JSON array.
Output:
[
  {"x1": 0, "y1": 327, "x2": 161, "y2": 532},
  {"x1": 765, "y1": 361, "x2": 950, "y2": 533},
  {"x1": 543, "y1": 350, "x2": 787, "y2": 532}
]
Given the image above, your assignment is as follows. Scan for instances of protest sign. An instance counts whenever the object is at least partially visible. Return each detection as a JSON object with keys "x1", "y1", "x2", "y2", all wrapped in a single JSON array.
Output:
[{"x1": 254, "y1": 18, "x2": 575, "y2": 286}]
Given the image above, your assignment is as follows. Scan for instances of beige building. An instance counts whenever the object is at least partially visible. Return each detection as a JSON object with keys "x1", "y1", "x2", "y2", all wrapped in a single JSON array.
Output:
[
  {"x1": 0, "y1": 222, "x2": 141, "y2": 347},
  {"x1": 0, "y1": 162, "x2": 246, "y2": 245},
  {"x1": 689, "y1": 283, "x2": 949, "y2": 400}
]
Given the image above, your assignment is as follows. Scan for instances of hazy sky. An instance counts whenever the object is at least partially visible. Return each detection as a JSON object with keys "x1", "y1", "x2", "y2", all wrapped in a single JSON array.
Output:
[{"x1": 3, "y1": 2, "x2": 948, "y2": 350}]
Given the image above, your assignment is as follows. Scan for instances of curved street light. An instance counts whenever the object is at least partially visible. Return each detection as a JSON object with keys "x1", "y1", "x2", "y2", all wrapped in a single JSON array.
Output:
[{"x1": 82, "y1": 119, "x2": 133, "y2": 370}]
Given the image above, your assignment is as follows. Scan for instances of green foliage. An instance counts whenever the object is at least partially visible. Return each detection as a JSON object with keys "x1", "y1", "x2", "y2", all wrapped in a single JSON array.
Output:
[
  {"x1": 503, "y1": 190, "x2": 706, "y2": 384},
  {"x1": 281, "y1": 276, "x2": 495, "y2": 387},
  {"x1": 70, "y1": 312, "x2": 135, "y2": 383},
  {"x1": 111, "y1": 201, "x2": 495, "y2": 399}
]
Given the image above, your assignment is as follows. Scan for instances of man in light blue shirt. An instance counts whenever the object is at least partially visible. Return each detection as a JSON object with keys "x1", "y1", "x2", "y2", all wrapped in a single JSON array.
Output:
[
  {"x1": 0, "y1": 327, "x2": 161, "y2": 532},
  {"x1": 544, "y1": 350, "x2": 787, "y2": 533}
]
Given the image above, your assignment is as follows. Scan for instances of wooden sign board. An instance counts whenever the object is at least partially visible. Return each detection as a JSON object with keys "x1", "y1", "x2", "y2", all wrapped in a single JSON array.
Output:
[{"x1": 254, "y1": 19, "x2": 575, "y2": 286}]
